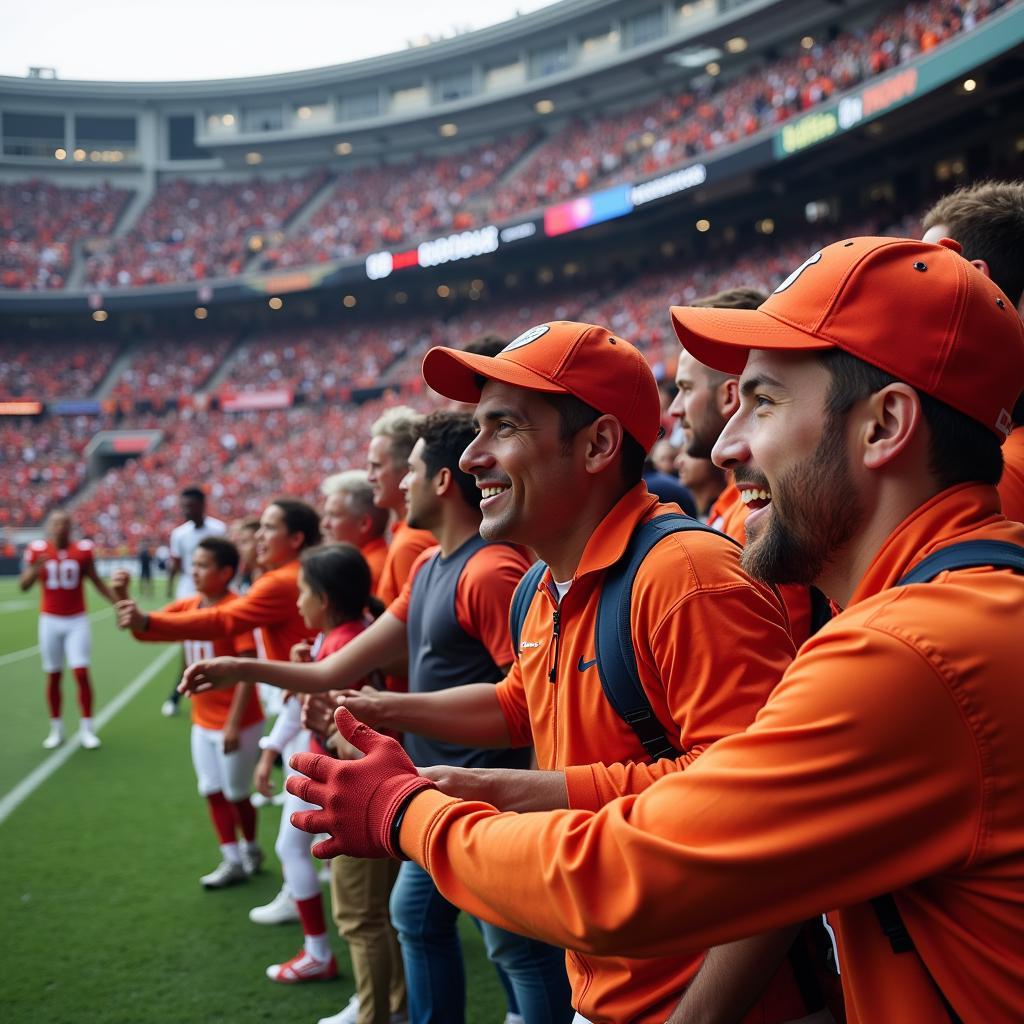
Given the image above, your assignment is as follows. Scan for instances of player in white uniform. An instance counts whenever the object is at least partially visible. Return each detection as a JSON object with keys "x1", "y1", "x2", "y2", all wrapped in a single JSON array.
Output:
[
  {"x1": 161, "y1": 487, "x2": 226, "y2": 716},
  {"x1": 19, "y1": 510, "x2": 116, "y2": 749}
]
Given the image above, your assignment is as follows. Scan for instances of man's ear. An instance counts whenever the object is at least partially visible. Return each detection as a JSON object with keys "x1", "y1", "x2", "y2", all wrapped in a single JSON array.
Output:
[
  {"x1": 583, "y1": 415, "x2": 624, "y2": 475},
  {"x1": 716, "y1": 377, "x2": 740, "y2": 419},
  {"x1": 970, "y1": 257, "x2": 991, "y2": 279},
  {"x1": 433, "y1": 466, "x2": 453, "y2": 496},
  {"x1": 860, "y1": 383, "x2": 922, "y2": 470}
]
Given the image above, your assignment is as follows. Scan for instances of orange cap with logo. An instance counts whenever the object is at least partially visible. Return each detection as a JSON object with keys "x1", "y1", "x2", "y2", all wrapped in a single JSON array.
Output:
[
  {"x1": 670, "y1": 236, "x2": 1024, "y2": 438},
  {"x1": 421, "y1": 320, "x2": 662, "y2": 450}
]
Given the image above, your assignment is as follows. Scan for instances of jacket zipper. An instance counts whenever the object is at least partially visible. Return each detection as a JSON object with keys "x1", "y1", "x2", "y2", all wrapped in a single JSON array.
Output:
[{"x1": 548, "y1": 606, "x2": 561, "y2": 683}]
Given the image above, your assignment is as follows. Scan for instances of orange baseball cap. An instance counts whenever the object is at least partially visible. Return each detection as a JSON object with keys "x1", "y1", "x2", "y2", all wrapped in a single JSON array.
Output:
[
  {"x1": 670, "y1": 236, "x2": 1024, "y2": 438},
  {"x1": 421, "y1": 320, "x2": 662, "y2": 450}
]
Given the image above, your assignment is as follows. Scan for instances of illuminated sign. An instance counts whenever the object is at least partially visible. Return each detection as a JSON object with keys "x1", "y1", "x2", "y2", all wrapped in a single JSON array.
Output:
[
  {"x1": 418, "y1": 226, "x2": 499, "y2": 267},
  {"x1": 219, "y1": 389, "x2": 293, "y2": 412},
  {"x1": 52, "y1": 400, "x2": 101, "y2": 415},
  {"x1": 0, "y1": 401, "x2": 43, "y2": 415},
  {"x1": 500, "y1": 221, "x2": 537, "y2": 243},
  {"x1": 544, "y1": 185, "x2": 633, "y2": 237},
  {"x1": 778, "y1": 111, "x2": 839, "y2": 155},
  {"x1": 630, "y1": 164, "x2": 707, "y2": 206}
]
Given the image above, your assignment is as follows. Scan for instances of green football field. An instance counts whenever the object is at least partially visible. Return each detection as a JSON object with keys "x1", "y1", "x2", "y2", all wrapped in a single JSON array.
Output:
[{"x1": 0, "y1": 577, "x2": 506, "y2": 1023}]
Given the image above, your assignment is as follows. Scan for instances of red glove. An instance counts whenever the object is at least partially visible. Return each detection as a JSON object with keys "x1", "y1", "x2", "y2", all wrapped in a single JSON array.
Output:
[{"x1": 287, "y1": 706, "x2": 435, "y2": 859}]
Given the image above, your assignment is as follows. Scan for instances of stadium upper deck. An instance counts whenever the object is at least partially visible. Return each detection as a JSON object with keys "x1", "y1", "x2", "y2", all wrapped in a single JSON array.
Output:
[{"x1": 0, "y1": 0, "x2": 1018, "y2": 305}]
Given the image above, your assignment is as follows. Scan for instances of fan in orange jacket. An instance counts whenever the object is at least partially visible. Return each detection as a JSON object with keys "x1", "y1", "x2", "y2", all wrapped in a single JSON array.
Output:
[
  {"x1": 117, "y1": 499, "x2": 319, "y2": 663},
  {"x1": 286, "y1": 237, "x2": 1024, "y2": 1024},
  {"x1": 223, "y1": 322, "x2": 822, "y2": 1024}
]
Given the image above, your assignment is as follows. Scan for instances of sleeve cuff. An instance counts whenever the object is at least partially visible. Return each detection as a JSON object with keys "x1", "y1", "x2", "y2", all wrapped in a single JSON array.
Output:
[
  {"x1": 564, "y1": 764, "x2": 604, "y2": 812},
  {"x1": 398, "y1": 788, "x2": 462, "y2": 864}
]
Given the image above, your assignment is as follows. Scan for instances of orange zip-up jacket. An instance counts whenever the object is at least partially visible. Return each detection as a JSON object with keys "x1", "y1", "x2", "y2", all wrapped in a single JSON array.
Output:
[
  {"x1": 402, "y1": 483, "x2": 1024, "y2": 1024},
  {"x1": 998, "y1": 425, "x2": 1024, "y2": 523},
  {"x1": 360, "y1": 536, "x2": 389, "y2": 595},
  {"x1": 489, "y1": 483, "x2": 798, "y2": 1023},
  {"x1": 138, "y1": 559, "x2": 305, "y2": 663},
  {"x1": 710, "y1": 474, "x2": 814, "y2": 645},
  {"x1": 377, "y1": 519, "x2": 435, "y2": 606},
  {"x1": 134, "y1": 593, "x2": 262, "y2": 730}
]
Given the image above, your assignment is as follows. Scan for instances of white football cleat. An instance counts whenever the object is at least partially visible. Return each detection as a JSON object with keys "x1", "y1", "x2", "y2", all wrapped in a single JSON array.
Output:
[
  {"x1": 42, "y1": 725, "x2": 63, "y2": 750},
  {"x1": 249, "y1": 885, "x2": 299, "y2": 925},
  {"x1": 200, "y1": 860, "x2": 248, "y2": 888},
  {"x1": 318, "y1": 994, "x2": 360, "y2": 1024},
  {"x1": 160, "y1": 699, "x2": 179, "y2": 718},
  {"x1": 79, "y1": 729, "x2": 101, "y2": 750},
  {"x1": 241, "y1": 843, "x2": 265, "y2": 876}
]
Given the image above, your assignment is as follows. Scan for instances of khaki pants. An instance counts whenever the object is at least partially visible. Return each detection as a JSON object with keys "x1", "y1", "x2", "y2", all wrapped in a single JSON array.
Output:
[{"x1": 331, "y1": 854, "x2": 406, "y2": 1024}]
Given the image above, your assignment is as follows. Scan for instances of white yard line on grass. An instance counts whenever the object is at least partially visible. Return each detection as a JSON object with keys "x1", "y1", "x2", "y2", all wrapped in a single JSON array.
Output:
[
  {"x1": 0, "y1": 644, "x2": 179, "y2": 826},
  {"x1": 0, "y1": 606, "x2": 116, "y2": 668}
]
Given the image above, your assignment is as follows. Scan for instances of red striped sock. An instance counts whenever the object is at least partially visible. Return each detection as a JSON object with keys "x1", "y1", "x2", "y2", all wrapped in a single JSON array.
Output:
[
  {"x1": 72, "y1": 667, "x2": 93, "y2": 717},
  {"x1": 206, "y1": 791, "x2": 237, "y2": 845},
  {"x1": 296, "y1": 894, "x2": 328, "y2": 938},
  {"x1": 46, "y1": 673, "x2": 62, "y2": 718},
  {"x1": 231, "y1": 798, "x2": 257, "y2": 842}
]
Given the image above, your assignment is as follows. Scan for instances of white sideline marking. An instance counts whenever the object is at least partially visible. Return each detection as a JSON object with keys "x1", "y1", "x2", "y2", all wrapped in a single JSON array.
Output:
[
  {"x1": 0, "y1": 607, "x2": 115, "y2": 668},
  {"x1": 0, "y1": 644, "x2": 179, "y2": 826}
]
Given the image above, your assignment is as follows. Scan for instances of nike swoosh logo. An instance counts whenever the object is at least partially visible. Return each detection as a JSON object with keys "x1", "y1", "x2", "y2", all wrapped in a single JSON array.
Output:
[{"x1": 577, "y1": 655, "x2": 598, "y2": 672}]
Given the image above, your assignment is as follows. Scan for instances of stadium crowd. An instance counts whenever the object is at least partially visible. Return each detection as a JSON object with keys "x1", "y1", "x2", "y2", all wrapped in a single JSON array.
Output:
[
  {"x1": 0, "y1": 336, "x2": 122, "y2": 399},
  {"x1": 0, "y1": 179, "x2": 132, "y2": 290},
  {"x1": 106, "y1": 334, "x2": 236, "y2": 407},
  {"x1": 8, "y1": 136, "x2": 1024, "y2": 1024},
  {"x1": 0, "y1": 0, "x2": 1007, "y2": 293}
]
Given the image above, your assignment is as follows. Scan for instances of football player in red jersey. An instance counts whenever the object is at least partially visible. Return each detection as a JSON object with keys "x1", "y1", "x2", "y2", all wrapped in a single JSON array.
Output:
[{"x1": 19, "y1": 510, "x2": 116, "y2": 749}]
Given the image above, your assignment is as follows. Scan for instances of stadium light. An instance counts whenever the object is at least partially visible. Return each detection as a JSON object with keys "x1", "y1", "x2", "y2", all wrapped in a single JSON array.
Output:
[
  {"x1": 963, "y1": 78, "x2": 977, "y2": 92},
  {"x1": 756, "y1": 218, "x2": 775, "y2": 235},
  {"x1": 394, "y1": 291, "x2": 408, "y2": 304},
  {"x1": 297, "y1": 106, "x2": 312, "y2": 120},
  {"x1": 54, "y1": 148, "x2": 67, "y2": 160},
  {"x1": 245, "y1": 152, "x2": 263, "y2": 165},
  {"x1": 436, "y1": 284, "x2": 451, "y2": 298},
  {"x1": 268, "y1": 297, "x2": 283, "y2": 310},
  {"x1": 222, "y1": 113, "x2": 236, "y2": 127},
  {"x1": 801, "y1": 36, "x2": 814, "y2": 50},
  {"x1": 92, "y1": 310, "x2": 108, "y2": 322},
  {"x1": 705, "y1": 62, "x2": 721, "y2": 77},
  {"x1": 335, "y1": 141, "x2": 353, "y2": 155},
  {"x1": 696, "y1": 218, "x2": 711, "y2": 233},
  {"x1": 725, "y1": 37, "x2": 747, "y2": 54},
  {"x1": 343, "y1": 294, "x2": 357, "y2": 308},
  {"x1": 534, "y1": 99, "x2": 555, "y2": 115},
  {"x1": 439, "y1": 123, "x2": 458, "y2": 137},
  {"x1": 194, "y1": 307, "x2": 208, "y2": 320},
  {"x1": 73, "y1": 148, "x2": 86, "y2": 161}
]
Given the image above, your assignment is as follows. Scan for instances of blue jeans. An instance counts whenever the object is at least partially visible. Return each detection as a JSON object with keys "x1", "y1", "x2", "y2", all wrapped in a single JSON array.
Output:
[{"x1": 390, "y1": 860, "x2": 573, "y2": 1024}]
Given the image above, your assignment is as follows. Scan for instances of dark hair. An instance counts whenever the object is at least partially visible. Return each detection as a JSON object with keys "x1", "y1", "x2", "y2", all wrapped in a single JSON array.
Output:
[
  {"x1": 418, "y1": 410, "x2": 480, "y2": 509},
  {"x1": 238, "y1": 517, "x2": 260, "y2": 533},
  {"x1": 818, "y1": 349, "x2": 1003, "y2": 489},
  {"x1": 197, "y1": 536, "x2": 240, "y2": 574},
  {"x1": 462, "y1": 334, "x2": 507, "y2": 358},
  {"x1": 923, "y1": 181, "x2": 1024, "y2": 307},
  {"x1": 691, "y1": 286, "x2": 768, "y2": 310},
  {"x1": 541, "y1": 392, "x2": 647, "y2": 486},
  {"x1": 270, "y1": 498, "x2": 322, "y2": 550},
  {"x1": 180, "y1": 486, "x2": 205, "y2": 502},
  {"x1": 300, "y1": 544, "x2": 381, "y2": 621}
]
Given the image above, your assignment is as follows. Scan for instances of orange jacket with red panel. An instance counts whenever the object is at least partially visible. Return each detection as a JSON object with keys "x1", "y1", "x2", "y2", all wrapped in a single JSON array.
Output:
[
  {"x1": 401, "y1": 483, "x2": 1024, "y2": 1023},
  {"x1": 998, "y1": 425, "x2": 1024, "y2": 523},
  {"x1": 138, "y1": 559, "x2": 306, "y2": 663},
  {"x1": 360, "y1": 536, "x2": 389, "y2": 596},
  {"x1": 134, "y1": 593, "x2": 262, "y2": 730},
  {"x1": 486, "y1": 483, "x2": 798, "y2": 1023}
]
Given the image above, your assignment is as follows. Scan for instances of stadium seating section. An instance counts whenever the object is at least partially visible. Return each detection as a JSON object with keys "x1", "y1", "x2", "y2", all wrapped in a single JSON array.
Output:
[{"x1": 0, "y1": 0, "x2": 1002, "y2": 292}]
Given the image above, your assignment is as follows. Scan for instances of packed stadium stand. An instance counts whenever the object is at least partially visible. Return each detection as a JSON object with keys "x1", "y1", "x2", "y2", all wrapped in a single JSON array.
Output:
[{"x1": 1, "y1": 0, "x2": 1021, "y2": 555}]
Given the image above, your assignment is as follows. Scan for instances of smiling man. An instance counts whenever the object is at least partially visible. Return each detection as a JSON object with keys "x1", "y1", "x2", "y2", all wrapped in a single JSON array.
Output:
[
  {"x1": 286, "y1": 239, "x2": 1024, "y2": 1022},
  {"x1": 205, "y1": 321, "x2": 813, "y2": 1024}
]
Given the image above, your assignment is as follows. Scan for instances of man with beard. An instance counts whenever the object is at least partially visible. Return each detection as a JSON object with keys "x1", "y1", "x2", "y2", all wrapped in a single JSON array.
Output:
[
  {"x1": 669, "y1": 288, "x2": 815, "y2": 645},
  {"x1": 186, "y1": 323, "x2": 821, "y2": 1024},
  {"x1": 283, "y1": 239, "x2": 1024, "y2": 1022}
]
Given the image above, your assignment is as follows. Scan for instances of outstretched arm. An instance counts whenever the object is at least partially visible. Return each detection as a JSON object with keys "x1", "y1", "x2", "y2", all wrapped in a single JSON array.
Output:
[
  {"x1": 180, "y1": 611, "x2": 408, "y2": 695},
  {"x1": 18, "y1": 560, "x2": 41, "y2": 592},
  {"x1": 84, "y1": 561, "x2": 117, "y2": 604}
]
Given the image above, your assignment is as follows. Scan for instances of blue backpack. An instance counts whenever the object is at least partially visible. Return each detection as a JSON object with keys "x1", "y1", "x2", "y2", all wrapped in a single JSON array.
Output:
[{"x1": 509, "y1": 512, "x2": 741, "y2": 762}]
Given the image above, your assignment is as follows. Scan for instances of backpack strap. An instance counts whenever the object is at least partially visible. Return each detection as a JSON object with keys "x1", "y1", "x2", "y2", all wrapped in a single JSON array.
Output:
[
  {"x1": 596, "y1": 513, "x2": 741, "y2": 762},
  {"x1": 868, "y1": 539, "x2": 1024, "y2": 1023},
  {"x1": 509, "y1": 560, "x2": 548, "y2": 660},
  {"x1": 897, "y1": 539, "x2": 1024, "y2": 586}
]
